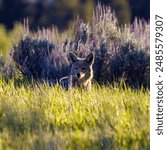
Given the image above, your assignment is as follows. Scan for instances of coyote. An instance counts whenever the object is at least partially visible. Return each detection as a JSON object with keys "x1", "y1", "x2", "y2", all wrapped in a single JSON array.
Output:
[{"x1": 59, "y1": 52, "x2": 95, "y2": 90}]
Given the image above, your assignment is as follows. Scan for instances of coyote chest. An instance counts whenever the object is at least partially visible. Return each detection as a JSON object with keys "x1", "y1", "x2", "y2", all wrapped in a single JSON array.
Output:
[{"x1": 60, "y1": 52, "x2": 94, "y2": 90}]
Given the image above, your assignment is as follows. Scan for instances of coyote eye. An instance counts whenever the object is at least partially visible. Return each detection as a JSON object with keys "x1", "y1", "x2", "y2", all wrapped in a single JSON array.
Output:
[{"x1": 82, "y1": 67, "x2": 87, "y2": 71}]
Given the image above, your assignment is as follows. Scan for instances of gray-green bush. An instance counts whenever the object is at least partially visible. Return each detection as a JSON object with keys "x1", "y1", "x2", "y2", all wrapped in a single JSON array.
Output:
[{"x1": 10, "y1": 5, "x2": 149, "y2": 88}]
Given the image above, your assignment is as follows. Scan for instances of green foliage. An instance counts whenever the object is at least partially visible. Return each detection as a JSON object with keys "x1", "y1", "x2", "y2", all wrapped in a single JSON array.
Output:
[
  {"x1": 0, "y1": 23, "x2": 24, "y2": 58},
  {"x1": 0, "y1": 25, "x2": 12, "y2": 57},
  {"x1": 0, "y1": 78, "x2": 149, "y2": 150}
]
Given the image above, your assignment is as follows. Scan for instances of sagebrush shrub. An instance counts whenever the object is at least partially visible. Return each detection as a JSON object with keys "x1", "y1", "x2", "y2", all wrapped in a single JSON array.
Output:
[
  {"x1": 9, "y1": 5, "x2": 149, "y2": 88},
  {"x1": 13, "y1": 37, "x2": 54, "y2": 79},
  {"x1": 12, "y1": 36, "x2": 70, "y2": 82},
  {"x1": 110, "y1": 43, "x2": 149, "y2": 88}
]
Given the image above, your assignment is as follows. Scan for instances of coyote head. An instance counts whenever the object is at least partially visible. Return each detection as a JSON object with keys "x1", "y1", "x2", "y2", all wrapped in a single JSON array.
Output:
[{"x1": 69, "y1": 52, "x2": 94, "y2": 80}]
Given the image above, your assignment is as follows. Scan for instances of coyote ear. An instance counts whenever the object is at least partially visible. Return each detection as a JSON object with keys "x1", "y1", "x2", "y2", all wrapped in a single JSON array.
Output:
[
  {"x1": 85, "y1": 52, "x2": 94, "y2": 65},
  {"x1": 69, "y1": 52, "x2": 78, "y2": 63}
]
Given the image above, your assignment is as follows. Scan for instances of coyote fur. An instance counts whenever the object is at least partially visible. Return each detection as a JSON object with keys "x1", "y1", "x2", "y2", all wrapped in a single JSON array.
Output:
[{"x1": 59, "y1": 52, "x2": 95, "y2": 90}]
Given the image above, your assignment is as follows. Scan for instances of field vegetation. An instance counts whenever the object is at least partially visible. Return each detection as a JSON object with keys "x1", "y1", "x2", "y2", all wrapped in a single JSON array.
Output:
[{"x1": 0, "y1": 5, "x2": 149, "y2": 150}]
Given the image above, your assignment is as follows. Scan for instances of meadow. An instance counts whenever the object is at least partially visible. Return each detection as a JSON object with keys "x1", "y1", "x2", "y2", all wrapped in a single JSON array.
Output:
[
  {"x1": 0, "y1": 5, "x2": 150, "y2": 150},
  {"x1": 0, "y1": 79, "x2": 149, "y2": 150}
]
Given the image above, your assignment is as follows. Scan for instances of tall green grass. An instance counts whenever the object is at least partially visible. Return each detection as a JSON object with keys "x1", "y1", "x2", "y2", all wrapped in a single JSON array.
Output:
[
  {"x1": 0, "y1": 77, "x2": 149, "y2": 150},
  {"x1": 0, "y1": 23, "x2": 25, "y2": 58}
]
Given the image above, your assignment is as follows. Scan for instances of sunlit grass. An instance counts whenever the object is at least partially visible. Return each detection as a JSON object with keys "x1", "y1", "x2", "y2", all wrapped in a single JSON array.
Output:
[{"x1": 0, "y1": 78, "x2": 149, "y2": 150}]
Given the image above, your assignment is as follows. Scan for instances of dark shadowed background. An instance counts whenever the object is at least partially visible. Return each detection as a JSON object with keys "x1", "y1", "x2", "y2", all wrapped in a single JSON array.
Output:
[{"x1": 0, "y1": 0, "x2": 150, "y2": 31}]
